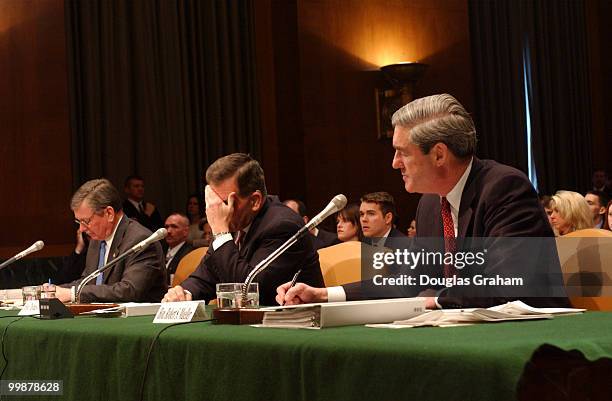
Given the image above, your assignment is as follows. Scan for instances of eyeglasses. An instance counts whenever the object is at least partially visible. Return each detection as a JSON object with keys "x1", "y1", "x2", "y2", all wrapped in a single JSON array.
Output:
[{"x1": 74, "y1": 211, "x2": 99, "y2": 227}]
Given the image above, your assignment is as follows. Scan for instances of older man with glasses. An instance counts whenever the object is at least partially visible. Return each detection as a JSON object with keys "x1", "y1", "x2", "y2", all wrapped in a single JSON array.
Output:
[{"x1": 55, "y1": 178, "x2": 167, "y2": 303}]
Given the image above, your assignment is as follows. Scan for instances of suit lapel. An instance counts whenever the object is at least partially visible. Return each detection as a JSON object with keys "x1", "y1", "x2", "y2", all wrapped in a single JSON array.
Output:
[
  {"x1": 458, "y1": 158, "x2": 482, "y2": 238},
  {"x1": 103, "y1": 217, "x2": 129, "y2": 284}
]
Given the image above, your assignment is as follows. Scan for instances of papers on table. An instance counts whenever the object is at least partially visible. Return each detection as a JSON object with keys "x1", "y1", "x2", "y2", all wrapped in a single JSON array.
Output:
[
  {"x1": 367, "y1": 300, "x2": 585, "y2": 328},
  {"x1": 258, "y1": 298, "x2": 426, "y2": 329}
]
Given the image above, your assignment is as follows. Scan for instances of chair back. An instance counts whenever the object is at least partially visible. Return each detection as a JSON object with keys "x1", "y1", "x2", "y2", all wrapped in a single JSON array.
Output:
[
  {"x1": 556, "y1": 230, "x2": 612, "y2": 310},
  {"x1": 171, "y1": 247, "x2": 207, "y2": 287},
  {"x1": 317, "y1": 241, "x2": 361, "y2": 286}
]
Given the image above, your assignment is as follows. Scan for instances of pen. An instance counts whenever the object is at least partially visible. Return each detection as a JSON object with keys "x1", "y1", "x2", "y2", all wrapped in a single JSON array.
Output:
[{"x1": 282, "y1": 269, "x2": 302, "y2": 306}]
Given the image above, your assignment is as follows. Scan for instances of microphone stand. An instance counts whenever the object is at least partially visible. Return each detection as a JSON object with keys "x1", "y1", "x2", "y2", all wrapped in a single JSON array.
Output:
[{"x1": 74, "y1": 248, "x2": 136, "y2": 303}]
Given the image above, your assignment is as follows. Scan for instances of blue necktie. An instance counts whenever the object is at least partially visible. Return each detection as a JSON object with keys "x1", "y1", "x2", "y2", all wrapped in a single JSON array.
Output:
[{"x1": 96, "y1": 241, "x2": 106, "y2": 285}]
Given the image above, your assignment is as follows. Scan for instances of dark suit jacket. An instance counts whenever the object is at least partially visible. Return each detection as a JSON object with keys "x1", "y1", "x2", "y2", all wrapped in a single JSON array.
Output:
[
  {"x1": 122, "y1": 199, "x2": 164, "y2": 232},
  {"x1": 181, "y1": 196, "x2": 324, "y2": 305},
  {"x1": 363, "y1": 227, "x2": 406, "y2": 247},
  {"x1": 166, "y1": 242, "x2": 195, "y2": 277},
  {"x1": 63, "y1": 216, "x2": 167, "y2": 303},
  {"x1": 311, "y1": 228, "x2": 341, "y2": 250},
  {"x1": 345, "y1": 158, "x2": 569, "y2": 308}
]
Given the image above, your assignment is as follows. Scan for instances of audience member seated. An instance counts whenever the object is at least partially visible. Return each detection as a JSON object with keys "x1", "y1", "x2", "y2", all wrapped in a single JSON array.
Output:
[
  {"x1": 335, "y1": 202, "x2": 363, "y2": 242},
  {"x1": 359, "y1": 191, "x2": 406, "y2": 246},
  {"x1": 590, "y1": 169, "x2": 612, "y2": 199},
  {"x1": 585, "y1": 190, "x2": 609, "y2": 229},
  {"x1": 122, "y1": 175, "x2": 164, "y2": 232},
  {"x1": 162, "y1": 153, "x2": 323, "y2": 305},
  {"x1": 164, "y1": 213, "x2": 194, "y2": 286},
  {"x1": 186, "y1": 194, "x2": 205, "y2": 242},
  {"x1": 605, "y1": 200, "x2": 612, "y2": 231},
  {"x1": 283, "y1": 198, "x2": 340, "y2": 250},
  {"x1": 540, "y1": 195, "x2": 555, "y2": 233},
  {"x1": 191, "y1": 219, "x2": 213, "y2": 248},
  {"x1": 57, "y1": 178, "x2": 167, "y2": 303},
  {"x1": 407, "y1": 219, "x2": 417, "y2": 237},
  {"x1": 550, "y1": 190, "x2": 593, "y2": 236}
]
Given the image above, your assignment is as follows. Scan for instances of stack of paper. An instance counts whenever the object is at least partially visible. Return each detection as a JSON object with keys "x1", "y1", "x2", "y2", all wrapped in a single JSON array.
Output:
[
  {"x1": 367, "y1": 300, "x2": 585, "y2": 328},
  {"x1": 259, "y1": 297, "x2": 426, "y2": 329}
]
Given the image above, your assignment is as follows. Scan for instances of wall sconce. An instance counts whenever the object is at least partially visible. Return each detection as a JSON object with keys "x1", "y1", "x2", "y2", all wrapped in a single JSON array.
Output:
[{"x1": 376, "y1": 62, "x2": 428, "y2": 139}]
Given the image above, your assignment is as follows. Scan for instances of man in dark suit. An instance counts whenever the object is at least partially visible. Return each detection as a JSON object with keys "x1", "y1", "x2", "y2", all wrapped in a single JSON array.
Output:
[
  {"x1": 163, "y1": 213, "x2": 195, "y2": 285},
  {"x1": 283, "y1": 199, "x2": 341, "y2": 250},
  {"x1": 162, "y1": 153, "x2": 324, "y2": 306},
  {"x1": 277, "y1": 93, "x2": 568, "y2": 309},
  {"x1": 122, "y1": 175, "x2": 164, "y2": 232},
  {"x1": 56, "y1": 179, "x2": 167, "y2": 303},
  {"x1": 359, "y1": 192, "x2": 405, "y2": 247}
]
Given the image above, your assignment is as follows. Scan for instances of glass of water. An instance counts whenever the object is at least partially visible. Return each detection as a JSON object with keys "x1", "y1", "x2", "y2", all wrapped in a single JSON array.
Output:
[{"x1": 215, "y1": 282, "x2": 259, "y2": 308}]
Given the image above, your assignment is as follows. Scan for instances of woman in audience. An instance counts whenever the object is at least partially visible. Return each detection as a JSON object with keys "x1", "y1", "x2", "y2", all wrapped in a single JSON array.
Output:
[
  {"x1": 186, "y1": 194, "x2": 204, "y2": 242},
  {"x1": 604, "y1": 200, "x2": 612, "y2": 231},
  {"x1": 407, "y1": 219, "x2": 417, "y2": 237},
  {"x1": 336, "y1": 202, "x2": 363, "y2": 242},
  {"x1": 549, "y1": 191, "x2": 593, "y2": 235}
]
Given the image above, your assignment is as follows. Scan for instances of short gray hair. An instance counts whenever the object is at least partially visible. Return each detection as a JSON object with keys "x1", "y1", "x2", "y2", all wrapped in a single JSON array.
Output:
[
  {"x1": 71, "y1": 178, "x2": 123, "y2": 212},
  {"x1": 391, "y1": 93, "x2": 476, "y2": 158}
]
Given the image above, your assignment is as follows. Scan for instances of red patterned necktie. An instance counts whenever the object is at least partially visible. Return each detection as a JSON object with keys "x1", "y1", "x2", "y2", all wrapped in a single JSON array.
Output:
[{"x1": 441, "y1": 197, "x2": 457, "y2": 278}]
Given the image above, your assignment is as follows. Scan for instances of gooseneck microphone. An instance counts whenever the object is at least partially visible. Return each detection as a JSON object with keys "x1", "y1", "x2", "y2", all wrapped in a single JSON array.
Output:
[
  {"x1": 240, "y1": 194, "x2": 347, "y2": 304},
  {"x1": 75, "y1": 228, "x2": 167, "y2": 303},
  {"x1": 0, "y1": 241, "x2": 45, "y2": 270}
]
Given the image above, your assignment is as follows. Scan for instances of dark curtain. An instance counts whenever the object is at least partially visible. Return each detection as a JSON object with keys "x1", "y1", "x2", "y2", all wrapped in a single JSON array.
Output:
[
  {"x1": 524, "y1": 0, "x2": 592, "y2": 195},
  {"x1": 65, "y1": 0, "x2": 261, "y2": 216},
  {"x1": 469, "y1": 0, "x2": 528, "y2": 172},
  {"x1": 469, "y1": 0, "x2": 592, "y2": 194}
]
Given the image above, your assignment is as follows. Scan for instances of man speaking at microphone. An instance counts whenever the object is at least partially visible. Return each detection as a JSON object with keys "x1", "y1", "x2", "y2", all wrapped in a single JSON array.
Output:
[
  {"x1": 55, "y1": 179, "x2": 167, "y2": 303},
  {"x1": 162, "y1": 153, "x2": 324, "y2": 305}
]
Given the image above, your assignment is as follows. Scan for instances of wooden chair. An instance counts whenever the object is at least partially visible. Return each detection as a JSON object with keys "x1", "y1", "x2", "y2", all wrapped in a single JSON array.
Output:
[
  {"x1": 556, "y1": 229, "x2": 612, "y2": 310},
  {"x1": 317, "y1": 242, "x2": 362, "y2": 286},
  {"x1": 171, "y1": 247, "x2": 207, "y2": 287}
]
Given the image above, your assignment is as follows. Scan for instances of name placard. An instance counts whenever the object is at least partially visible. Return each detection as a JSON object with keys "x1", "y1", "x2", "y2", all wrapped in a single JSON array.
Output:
[
  {"x1": 153, "y1": 301, "x2": 209, "y2": 324},
  {"x1": 18, "y1": 300, "x2": 40, "y2": 316}
]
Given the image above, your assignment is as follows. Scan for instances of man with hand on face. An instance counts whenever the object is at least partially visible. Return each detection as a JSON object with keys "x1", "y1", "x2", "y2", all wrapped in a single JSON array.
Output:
[
  {"x1": 56, "y1": 179, "x2": 167, "y2": 303},
  {"x1": 162, "y1": 153, "x2": 324, "y2": 306},
  {"x1": 277, "y1": 94, "x2": 568, "y2": 309}
]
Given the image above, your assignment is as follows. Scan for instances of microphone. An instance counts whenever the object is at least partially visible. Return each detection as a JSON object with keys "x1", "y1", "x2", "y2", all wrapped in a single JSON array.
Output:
[
  {"x1": 75, "y1": 228, "x2": 167, "y2": 303},
  {"x1": 0, "y1": 240, "x2": 45, "y2": 270},
  {"x1": 240, "y1": 194, "x2": 347, "y2": 304},
  {"x1": 304, "y1": 194, "x2": 348, "y2": 231}
]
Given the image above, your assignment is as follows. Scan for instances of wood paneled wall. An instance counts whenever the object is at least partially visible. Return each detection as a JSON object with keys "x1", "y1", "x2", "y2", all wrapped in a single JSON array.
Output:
[
  {"x1": 256, "y1": 0, "x2": 474, "y2": 230},
  {"x1": 0, "y1": 0, "x2": 73, "y2": 257}
]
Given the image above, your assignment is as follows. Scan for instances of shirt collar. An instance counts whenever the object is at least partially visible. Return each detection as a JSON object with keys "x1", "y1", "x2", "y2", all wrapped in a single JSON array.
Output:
[
  {"x1": 105, "y1": 214, "x2": 123, "y2": 248},
  {"x1": 443, "y1": 158, "x2": 473, "y2": 214},
  {"x1": 168, "y1": 241, "x2": 186, "y2": 256},
  {"x1": 128, "y1": 198, "x2": 141, "y2": 210}
]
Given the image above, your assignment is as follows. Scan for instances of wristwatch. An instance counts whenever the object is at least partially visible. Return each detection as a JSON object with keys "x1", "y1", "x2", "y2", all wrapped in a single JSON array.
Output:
[{"x1": 212, "y1": 231, "x2": 231, "y2": 241}]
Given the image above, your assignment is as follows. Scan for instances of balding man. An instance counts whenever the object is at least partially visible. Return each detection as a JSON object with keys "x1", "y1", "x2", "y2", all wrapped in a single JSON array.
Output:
[{"x1": 164, "y1": 213, "x2": 195, "y2": 285}]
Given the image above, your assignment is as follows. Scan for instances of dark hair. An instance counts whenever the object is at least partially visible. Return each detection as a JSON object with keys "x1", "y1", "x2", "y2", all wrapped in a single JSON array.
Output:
[
  {"x1": 283, "y1": 199, "x2": 307, "y2": 217},
  {"x1": 124, "y1": 174, "x2": 144, "y2": 188},
  {"x1": 540, "y1": 195, "x2": 553, "y2": 209},
  {"x1": 337, "y1": 202, "x2": 363, "y2": 241},
  {"x1": 205, "y1": 153, "x2": 267, "y2": 197},
  {"x1": 586, "y1": 190, "x2": 610, "y2": 208},
  {"x1": 185, "y1": 193, "x2": 204, "y2": 223},
  {"x1": 604, "y1": 200, "x2": 612, "y2": 231},
  {"x1": 360, "y1": 192, "x2": 396, "y2": 219},
  {"x1": 71, "y1": 178, "x2": 123, "y2": 212}
]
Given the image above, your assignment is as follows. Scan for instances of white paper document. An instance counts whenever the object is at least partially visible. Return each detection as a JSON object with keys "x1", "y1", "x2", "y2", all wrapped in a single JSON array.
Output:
[{"x1": 367, "y1": 300, "x2": 586, "y2": 328}]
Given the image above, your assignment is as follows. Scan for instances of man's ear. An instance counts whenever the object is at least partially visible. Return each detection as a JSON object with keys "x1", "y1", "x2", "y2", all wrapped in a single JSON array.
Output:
[
  {"x1": 384, "y1": 212, "x2": 393, "y2": 226},
  {"x1": 250, "y1": 191, "x2": 264, "y2": 212},
  {"x1": 105, "y1": 206, "x2": 116, "y2": 222},
  {"x1": 430, "y1": 142, "x2": 449, "y2": 167}
]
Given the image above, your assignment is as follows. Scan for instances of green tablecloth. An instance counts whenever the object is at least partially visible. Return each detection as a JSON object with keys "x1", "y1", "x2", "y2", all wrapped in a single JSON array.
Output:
[{"x1": 1, "y1": 309, "x2": 611, "y2": 401}]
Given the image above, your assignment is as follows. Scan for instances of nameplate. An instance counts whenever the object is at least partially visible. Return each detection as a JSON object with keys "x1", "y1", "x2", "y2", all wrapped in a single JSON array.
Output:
[
  {"x1": 18, "y1": 300, "x2": 40, "y2": 316},
  {"x1": 153, "y1": 301, "x2": 209, "y2": 324}
]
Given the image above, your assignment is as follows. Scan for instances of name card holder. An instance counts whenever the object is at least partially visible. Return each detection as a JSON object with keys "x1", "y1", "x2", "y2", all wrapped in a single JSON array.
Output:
[
  {"x1": 153, "y1": 301, "x2": 209, "y2": 324},
  {"x1": 18, "y1": 300, "x2": 40, "y2": 316}
]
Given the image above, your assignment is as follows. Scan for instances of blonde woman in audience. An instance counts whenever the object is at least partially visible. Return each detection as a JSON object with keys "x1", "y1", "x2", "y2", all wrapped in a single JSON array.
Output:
[
  {"x1": 604, "y1": 200, "x2": 612, "y2": 231},
  {"x1": 549, "y1": 190, "x2": 593, "y2": 235},
  {"x1": 336, "y1": 203, "x2": 363, "y2": 242}
]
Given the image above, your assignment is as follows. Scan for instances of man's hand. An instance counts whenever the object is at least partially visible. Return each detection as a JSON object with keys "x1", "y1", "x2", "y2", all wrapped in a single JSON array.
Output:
[
  {"x1": 417, "y1": 289, "x2": 437, "y2": 309},
  {"x1": 204, "y1": 185, "x2": 234, "y2": 234},
  {"x1": 54, "y1": 286, "x2": 72, "y2": 303},
  {"x1": 162, "y1": 285, "x2": 192, "y2": 302},
  {"x1": 75, "y1": 230, "x2": 86, "y2": 254},
  {"x1": 276, "y1": 282, "x2": 328, "y2": 305},
  {"x1": 144, "y1": 202, "x2": 156, "y2": 217}
]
